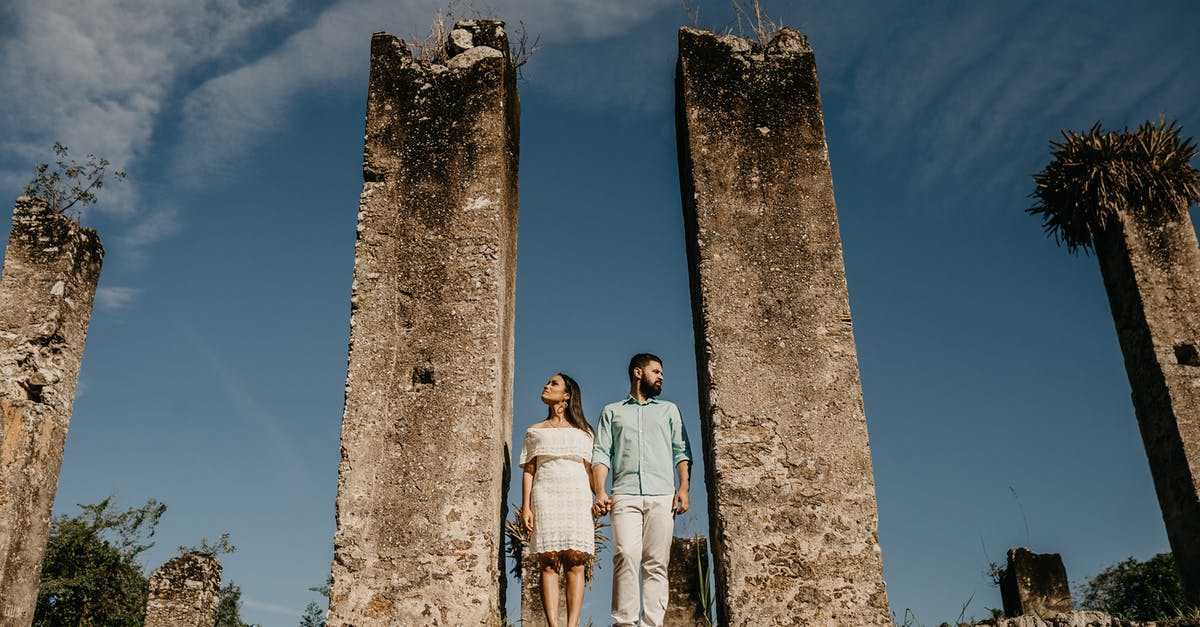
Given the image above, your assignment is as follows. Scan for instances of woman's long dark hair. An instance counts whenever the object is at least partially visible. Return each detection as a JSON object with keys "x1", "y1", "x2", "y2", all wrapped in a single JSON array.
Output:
[{"x1": 549, "y1": 373, "x2": 592, "y2": 435}]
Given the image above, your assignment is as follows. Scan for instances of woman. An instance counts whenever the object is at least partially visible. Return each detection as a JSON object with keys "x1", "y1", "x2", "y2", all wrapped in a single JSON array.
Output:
[{"x1": 518, "y1": 373, "x2": 595, "y2": 627}]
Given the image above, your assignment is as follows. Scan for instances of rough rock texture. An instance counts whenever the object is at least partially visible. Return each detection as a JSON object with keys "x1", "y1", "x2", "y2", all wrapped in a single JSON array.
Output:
[
  {"x1": 665, "y1": 536, "x2": 709, "y2": 627},
  {"x1": 1000, "y1": 547, "x2": 1073, "y2": 617},
  {"x1": 328, "y1": 21, "x2": 519, "y2": 626},
  {"x1": 675, "y1": 27, "x2": 890, "y2": 625},
  {"x1": 0, "y1": 197, "x2": 103, "y2": 626},
  {"x1": 519, "y1": 557, "x2": 567, "y2": 627},
  {"x1": 1092, "y1": 206, "x2": 1200, "y2": 605},
  {"x1": 143, "y1": 552, "x2": 223, "y2": 627},
  {"x1": 967, "y1": 610, "x2": 1179, "y2": 626}
]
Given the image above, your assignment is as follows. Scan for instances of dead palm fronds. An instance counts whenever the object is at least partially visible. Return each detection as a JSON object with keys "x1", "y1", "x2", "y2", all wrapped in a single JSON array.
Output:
[{"x1": 1029, "y1": 119, "x2": 1200, "y2": 253}]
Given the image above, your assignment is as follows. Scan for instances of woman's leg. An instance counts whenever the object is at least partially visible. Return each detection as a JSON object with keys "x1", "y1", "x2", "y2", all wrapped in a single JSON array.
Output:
[
  {"x1": 539, "y1": 554, "x2": 561, "y2": 627},
  {"x1": 564, "y1": 558, "x2": 587, "y2": 627}
]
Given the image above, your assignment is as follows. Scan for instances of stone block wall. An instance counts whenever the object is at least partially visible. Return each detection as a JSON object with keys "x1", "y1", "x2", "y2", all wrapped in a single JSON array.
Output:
[
  {"x1": 665, "y1": 536, "x2": 709, "y2": 627},
  {"x1": 0, "y1": 197, "x2": 103, "y2": 625},
  {"x1": 675, "y1": 26, "x2": 890, "y2": 625},
  {"x1": 1000, "y1": 547, "x2": 1073, "y2": 617},
  {"x1": 143, "y1": 552, "x2": 223, "y2": 627},
  {"x1": 328, "y1": 21, "x2": 519, "y2": 626}
]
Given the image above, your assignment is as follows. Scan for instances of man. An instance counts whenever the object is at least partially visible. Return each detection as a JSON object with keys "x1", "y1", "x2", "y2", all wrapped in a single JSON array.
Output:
[{"x1": 592, "y1": 353, "x2": 692, "y2": 627}]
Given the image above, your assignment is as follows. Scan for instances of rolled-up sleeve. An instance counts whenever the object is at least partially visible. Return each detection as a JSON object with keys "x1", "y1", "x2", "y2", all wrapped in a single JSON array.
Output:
[
  {"x1": 592, "y1": 407, "x2": 614, "y2": 468},
  {"x1": 670, "y1": 404, "x2": 692, "y2": 466}
]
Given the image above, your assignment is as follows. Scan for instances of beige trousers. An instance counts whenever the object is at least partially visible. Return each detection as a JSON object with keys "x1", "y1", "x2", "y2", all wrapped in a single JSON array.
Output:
[{"x1": 610, "y1": 494, "x2": 675, "y2": 627}]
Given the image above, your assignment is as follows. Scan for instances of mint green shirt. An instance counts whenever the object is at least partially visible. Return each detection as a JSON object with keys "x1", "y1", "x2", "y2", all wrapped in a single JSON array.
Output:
[{"x1": 591, "y1": 396, "x2": 693, "y2": 496}]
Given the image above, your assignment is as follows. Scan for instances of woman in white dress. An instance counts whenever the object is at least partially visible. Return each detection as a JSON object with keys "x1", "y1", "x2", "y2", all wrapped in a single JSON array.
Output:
[{"x1": 518, "y1": 373, "x2": 595, "y2": 627}]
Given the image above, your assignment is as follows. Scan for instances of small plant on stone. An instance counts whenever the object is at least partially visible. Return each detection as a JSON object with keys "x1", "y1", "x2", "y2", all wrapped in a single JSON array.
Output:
[
  {"x1": 405, "y1": 1, "x2": 538, "y2": 78},
  {"x1": 178, "y1": 531, "x2": 236, "y2": 557},
  {"x1": 23, "y1": 142, "x2": 125, "y2": 217},
  {"x1": 695, "y1": 540, "x2": 715, "y2": 626},
  {"x1": 730, "y1": 0, "x2": 783, "y2": 44}
]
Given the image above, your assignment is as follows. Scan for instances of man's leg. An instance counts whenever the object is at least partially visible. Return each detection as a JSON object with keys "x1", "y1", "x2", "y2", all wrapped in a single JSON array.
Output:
[
  {"x1": 639, "y1": 494, "x2": 675, "y2": 627},
  {"x1": 610, "y1": 495, "x2": 644, "y2": 627}
]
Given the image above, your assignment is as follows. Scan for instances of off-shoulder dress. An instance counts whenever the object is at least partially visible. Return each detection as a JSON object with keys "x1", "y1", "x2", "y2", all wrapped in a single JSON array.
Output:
[{"x1": 518, "y1": 426, "x2": 595, "y2": 556}]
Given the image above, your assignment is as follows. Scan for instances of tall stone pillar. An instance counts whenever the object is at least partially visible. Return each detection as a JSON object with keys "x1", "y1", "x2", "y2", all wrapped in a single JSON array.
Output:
[
  {"x1": 328, "y1": 21, "x2": 519, "y2": 626},
  {"x1": 665, "y1": 536, "x2": 709, "y2": 627},
  {"x1": 143, "y1": 553, "x2": 223, "y2": 627},
  {"x1": 1093, "y1": 207, "x2": 1200, "y2": 604},
  {"x1": 675, "y1": 27, "x2": 890, "y2": 625},
  {"x1": 0, "y1": 197, "x2": 103, "y2": 626}
]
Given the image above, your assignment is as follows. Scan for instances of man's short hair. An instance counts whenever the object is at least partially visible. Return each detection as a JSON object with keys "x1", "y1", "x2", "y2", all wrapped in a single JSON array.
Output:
[{"x1": 628, "y1": 353, "x2": 663, "y2": 382}]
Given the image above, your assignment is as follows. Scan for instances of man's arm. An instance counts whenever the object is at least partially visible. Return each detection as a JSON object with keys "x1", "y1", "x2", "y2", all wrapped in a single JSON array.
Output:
[
  {"x1": 591, "y1": 408, "x2": 614, "y2": 516},
  {"x1": 670, "y1": 404, "x2": 693, "y2": 514}
]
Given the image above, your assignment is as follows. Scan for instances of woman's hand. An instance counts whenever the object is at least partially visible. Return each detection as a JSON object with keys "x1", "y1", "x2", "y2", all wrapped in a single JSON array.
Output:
[{"x1": 521, "y1": 506, "x2": 535, "y2": 531}]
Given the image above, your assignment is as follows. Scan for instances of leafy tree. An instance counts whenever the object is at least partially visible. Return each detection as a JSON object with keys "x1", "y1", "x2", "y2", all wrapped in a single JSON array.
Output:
[
  {"x1": 34, "y1": 497, "x2": 165, "y2": 627},
  {"x1": 215, "y1": 581, "x2": 255, "y2": 627},
  {"x1": 23, "y1": 142, "x2": 126, "y2": 216},
  {"x1": 1077, "y1": 553, "x2": 1195, "y2": 621},
  {"x1": 298, "y1": 577, "x2": 331, "y2": 627}
]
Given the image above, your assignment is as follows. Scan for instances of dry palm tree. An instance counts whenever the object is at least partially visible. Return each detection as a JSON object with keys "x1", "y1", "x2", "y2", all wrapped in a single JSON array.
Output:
[{"x1": 1030, "y1": 119, "x2": 1200, "y2": 607}]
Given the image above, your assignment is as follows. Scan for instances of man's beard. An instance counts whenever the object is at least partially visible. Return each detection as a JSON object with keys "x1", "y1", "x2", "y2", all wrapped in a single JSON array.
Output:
[{"x1": 639, "y1": 379, "x2": 662, "y2": 398}]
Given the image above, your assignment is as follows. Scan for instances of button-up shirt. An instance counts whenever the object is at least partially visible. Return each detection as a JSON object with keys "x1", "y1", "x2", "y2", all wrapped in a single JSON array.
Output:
[{"x1": 592, "y1": 395, "x2": 692, "y2": 496}]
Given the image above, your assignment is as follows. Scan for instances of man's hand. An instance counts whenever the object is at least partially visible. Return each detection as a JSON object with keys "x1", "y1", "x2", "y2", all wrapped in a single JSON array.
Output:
[
  {"x1": 672, "y1": 488, "x2": 689, "y2": 515},
  {"x1": 593, "y1": 492, "x2": 612, "y2": 517}
]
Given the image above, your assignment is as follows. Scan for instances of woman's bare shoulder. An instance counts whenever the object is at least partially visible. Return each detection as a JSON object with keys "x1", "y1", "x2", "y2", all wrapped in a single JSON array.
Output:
[{"x1": 527, "y1": 420, "x2": 553, "y2": 430}]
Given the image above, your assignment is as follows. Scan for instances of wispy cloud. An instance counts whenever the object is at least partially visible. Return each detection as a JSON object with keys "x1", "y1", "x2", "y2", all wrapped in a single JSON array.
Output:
[
  {"x1": 94, "y1": 286, "x2": 139, "y2": 310},
  {"x1": 242, "y1": 596, "x2": 303, "y2": 617},
  {"x1": 171, "y1": 0, "x2": 677, "y2": 182}
]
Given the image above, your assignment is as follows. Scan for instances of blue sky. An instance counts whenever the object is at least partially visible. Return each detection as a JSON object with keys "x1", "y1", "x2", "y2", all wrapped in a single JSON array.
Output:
[{"x1": 2, "y1": 0, "x2": 1199, "y2": 624}]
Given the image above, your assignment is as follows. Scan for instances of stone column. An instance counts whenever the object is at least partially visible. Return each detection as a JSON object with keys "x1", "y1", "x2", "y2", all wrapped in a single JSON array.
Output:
[
  {"x1": 143, "y1": 553, "x2": 223, "y2": 627},
  {"x1": 519, "y1": 558, "x2": 567, "y2": 627},
  {"x1": 999, "y1": 547, "x2": 1073, "y2": 617},
  {"x1": 328, "y1": 21, "x2": 519, "y2": 626},
  {"x1": 1093, "y1": 207, "x2": 1200, "y2": 604},
  {"x1": 0, "y1": 197, "x2": 103, "y2": 626},
  {"x1": 665, "y1": 536, "x2": 709, "y2": 627},
  {"x1": 675, "y1": 27, "x2": 890, "y2": 625}
]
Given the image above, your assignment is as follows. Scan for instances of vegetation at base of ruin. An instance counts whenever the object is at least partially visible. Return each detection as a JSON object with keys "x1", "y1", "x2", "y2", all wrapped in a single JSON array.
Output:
[
  {"x1": 23, "y1": 142, "x2": 126, "y2": 218},
  {"x1": 1029, "y1": 119, "x2": 1200, "y2": 254},
  {"x1": 297, "y1": 576, "x2": 331, "y2": 627},
  {"x1": 406, "y1": 1, "x2": 538, "y2": 79},
  {"x1": 215, "y1": 582, "x2": 257, "y2": 627},
  {"x1": 891, "y1": 592, "x2": 977, "y2": 627},
  {"x1": 34, "y1": 497, "x2": 164, "y2": 626},
  {"x1": 695, "y1": 539, "x2": 714, "y2": 626},
  {"x1": 677, "y1": 0, "x2": 785, "y2": 45},
  {"x1": 503, "y1": 505, "x2": 610, "y2": 585},
  {"x1": 1076, "y1": 552, "x2": 1198, "y2": 622}
]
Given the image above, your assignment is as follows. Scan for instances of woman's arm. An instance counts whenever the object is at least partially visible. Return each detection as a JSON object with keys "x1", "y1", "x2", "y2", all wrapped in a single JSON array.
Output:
[{"x1": 520, "y1": 462, "x2": 536, "y2": 530}]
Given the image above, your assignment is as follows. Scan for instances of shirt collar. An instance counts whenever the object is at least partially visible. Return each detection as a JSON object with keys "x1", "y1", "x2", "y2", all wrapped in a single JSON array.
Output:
[{"x1": 624, "y1": 395, "x2": 659, "y2": 406}]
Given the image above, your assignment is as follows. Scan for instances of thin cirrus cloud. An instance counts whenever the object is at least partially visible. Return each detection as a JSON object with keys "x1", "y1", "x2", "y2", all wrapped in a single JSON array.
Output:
[{"x1": 170, "y1": 0, "x2": 678, "y2": 183}]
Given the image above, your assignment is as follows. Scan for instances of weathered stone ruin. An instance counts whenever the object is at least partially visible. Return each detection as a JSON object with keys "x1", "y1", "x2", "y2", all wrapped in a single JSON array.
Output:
[
  {"x1": 967, "y1": 611, "x2": 1174, "y2": 627},
  {"x1": 1000, "y1": 547, "x2": 1073, "y2": 618},
  {"x1": 665, "y1": 536, "x2": 709, "y2": 626},
  {"x1": 0, "y1": 196, "x2": 103, "y2": 625},
  {"x1": 675, "y1": 26, "x2": 890, "y2": 625},
  {"x1": 143, "y1": 552, "x2": 223, "y2": 627},
  {"x1": 1090, "y1": 198, "x2": 1200, "y2": 605},
  {"x1": 519, "y1": 557, "x2": 567, "y2": 627},
  {"x1": 328, "y1": 21, "x2": 519, "y2": 626}
]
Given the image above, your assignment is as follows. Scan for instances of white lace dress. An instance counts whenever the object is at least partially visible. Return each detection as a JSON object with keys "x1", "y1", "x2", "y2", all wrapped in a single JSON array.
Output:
[{"x1": 519, "y1": 427, "x2": 595, "y2": 556}]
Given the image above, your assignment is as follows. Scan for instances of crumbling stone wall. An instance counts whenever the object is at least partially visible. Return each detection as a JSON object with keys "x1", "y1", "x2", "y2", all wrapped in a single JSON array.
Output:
[
  {"x1": 1000, "y1": 547, "x2": 1073, "y2": 618},
  {"x1": 1092, "y1": 207, "x2": 1200, "y2": 605},
  {"x1": 0, "y1": 197, "x2": 103, "y2": 625},
  {"x1": 143, "y1": 552, "x2": 223, "y2": 627},
  {"x1": 328, "y1": 21, "x2": 519, "y2": 626},
  {"x1": 665, "y1": 536, "x2": 709, "y2": 627},
  {"x1": 519, "y1": 557, "x2": 567, "y2": 627},
  {"x1": 675, "y1": 27, "x2": 890, "y2": 625}
]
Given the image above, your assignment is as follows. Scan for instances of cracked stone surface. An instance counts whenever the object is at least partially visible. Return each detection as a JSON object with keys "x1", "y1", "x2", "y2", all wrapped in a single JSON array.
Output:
[
  {"x1": 328, "y1": 21, "x2": 519, "y2": 626},
  {"x1": 675, "y1": 26, "x2": 889, "y2": 626},
  {"x1": 144, "y1": 553, "x2": 223, "y2": 627},
  {"x1": 0, "y1": 196, "x2": 103, "y2": 626}
]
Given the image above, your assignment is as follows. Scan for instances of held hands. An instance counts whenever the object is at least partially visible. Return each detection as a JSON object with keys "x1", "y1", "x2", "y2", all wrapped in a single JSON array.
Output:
[
  {"x1": 592, "y1": 492, "x2": 612, "y2": 517},
  {"x1": 672, "y1": 488, "x2": 689, "y2": 515}
]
